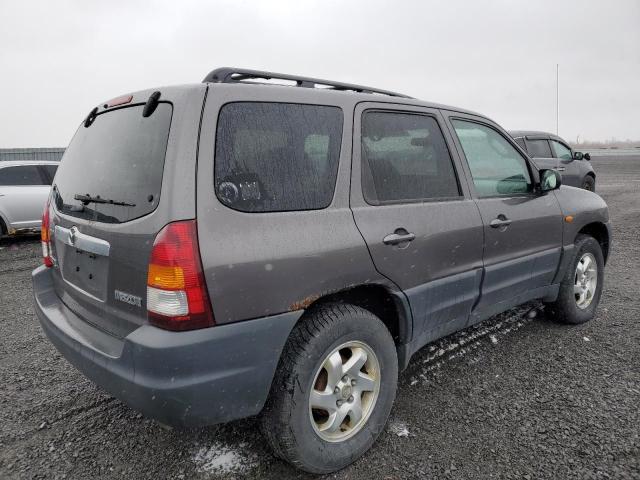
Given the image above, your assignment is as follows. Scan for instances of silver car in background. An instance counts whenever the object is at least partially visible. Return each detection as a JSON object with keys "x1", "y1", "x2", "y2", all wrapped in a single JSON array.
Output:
[{"x1": 0, "y1": 161, "x2": 58, "y2": 236}]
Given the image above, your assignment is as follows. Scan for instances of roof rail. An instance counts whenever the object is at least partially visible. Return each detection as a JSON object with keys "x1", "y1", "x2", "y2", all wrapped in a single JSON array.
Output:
[{"x1": 202, "y1": 67, "x2": 412, "y2": 99}]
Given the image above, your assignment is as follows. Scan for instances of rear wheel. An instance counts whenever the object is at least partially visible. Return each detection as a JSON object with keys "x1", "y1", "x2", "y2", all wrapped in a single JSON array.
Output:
[
  {"x1": 0, "y1": 217, "x2": 6, "y2": 237},
  {"x1": 545, "y1": 234, "x2": 604, "y2": 324},
  {"x1": 261, "y1": 303, "x2": 398, "y2": 474},
  {"x1": 582, "y1": 175, "x2": 595, "y2": 191}
]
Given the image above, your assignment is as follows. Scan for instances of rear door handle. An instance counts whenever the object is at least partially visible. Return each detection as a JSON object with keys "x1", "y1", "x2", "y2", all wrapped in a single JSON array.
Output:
[
  {"x1": 383, "y1": 229, "x2": 416, "y2": 245},
  {"x1": 490, "y1": 216, "x2": 512, "y2": 228}
]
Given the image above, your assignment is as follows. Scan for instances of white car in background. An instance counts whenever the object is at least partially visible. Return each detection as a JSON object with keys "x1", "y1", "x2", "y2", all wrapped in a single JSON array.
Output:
[{"x1": 0, "y1": 161, "x2": 58, "y2": 237}]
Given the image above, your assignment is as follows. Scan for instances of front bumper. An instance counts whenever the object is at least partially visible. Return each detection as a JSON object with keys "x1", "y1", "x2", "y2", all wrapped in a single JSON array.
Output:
[{"x1": 32, "y1": 265, "x2": 301, "y2": 427}]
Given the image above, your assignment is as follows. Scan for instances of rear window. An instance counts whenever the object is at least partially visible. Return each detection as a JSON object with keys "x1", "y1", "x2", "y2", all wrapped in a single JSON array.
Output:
[
  {"x1": 53, "y1": 103, "x2": 172, "y2": 224},
  {"x1": 214, "y1": 102, "x2": 343, "y2": 212}
]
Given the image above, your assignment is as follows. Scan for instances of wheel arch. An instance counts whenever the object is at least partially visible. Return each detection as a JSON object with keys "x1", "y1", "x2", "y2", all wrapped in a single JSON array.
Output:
[
  {"x1": 578, "y1": 222, "x2": 610, "y2": 264},
  {"x1": 291, "y1": 283, "x2": 413, "y2": 369}
]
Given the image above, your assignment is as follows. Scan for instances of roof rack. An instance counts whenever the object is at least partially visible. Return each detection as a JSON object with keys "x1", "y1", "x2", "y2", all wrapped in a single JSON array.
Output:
[{"x1": 202, "y1": 67, "x2": 412, "y2": 99}]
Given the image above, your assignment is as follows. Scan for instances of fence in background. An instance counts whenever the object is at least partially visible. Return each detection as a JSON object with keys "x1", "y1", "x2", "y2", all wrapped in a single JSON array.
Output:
[{"x1": 0, "y1": 148, "x2": 64, "y2": 162}]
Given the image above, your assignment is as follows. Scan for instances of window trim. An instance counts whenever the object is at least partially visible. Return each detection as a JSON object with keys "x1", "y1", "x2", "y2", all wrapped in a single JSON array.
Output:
[
  {"x1": 449, "y1": 117, "x2": 537, "y2": 199},
  {"x1": 513, "y1": 136, "x2": 527, "y2": 152},
  {"x1": 213, "y1": 100, "x2": 345, "y2": 214},
  {"x1": 360, "y1": 108, "x2": 464, "y2": 207}
]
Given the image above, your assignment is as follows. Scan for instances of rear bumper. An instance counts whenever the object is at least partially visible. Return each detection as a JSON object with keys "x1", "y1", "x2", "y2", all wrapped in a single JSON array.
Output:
[{"x1": 32, "y1": 265, "x2": 301, "y2": 427}]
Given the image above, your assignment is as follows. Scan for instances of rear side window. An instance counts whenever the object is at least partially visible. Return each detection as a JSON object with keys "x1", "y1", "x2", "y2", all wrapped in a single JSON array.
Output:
[
  {"x1": 215, "y1": 102, "x2": 343, "y2": 212},
  {"x1": 53, "y1": 104, "x2": 172, "y2": 224},
  {"x1": 361, "y1": 111, "x2": 460, "y2": 204},
  {"x1": 526, "y1": 139, "x2": 553, "y2": 158},
  {"x1": 0, "y1": 165, "x2": 48, "y2": 186}
]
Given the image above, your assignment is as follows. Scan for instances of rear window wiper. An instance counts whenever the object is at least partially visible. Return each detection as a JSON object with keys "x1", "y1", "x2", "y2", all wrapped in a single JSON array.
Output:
[{"x1": 74, "y1": 193, "x2": 136, "y2": 207}]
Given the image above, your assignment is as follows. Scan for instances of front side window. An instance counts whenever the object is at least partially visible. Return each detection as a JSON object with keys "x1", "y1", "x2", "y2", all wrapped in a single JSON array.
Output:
[
  {"x1": 526, "y1": 139, "x2": 553, "y2": 158},
  {"x1": 361, "y1": 112, "x2": 460, "y2": 203},
  {"x1": 452, "y1": 120, "x2": 532, "y2": 197},
  {"x1": 215, "y1": 103, "x2": 343, "y2": 212},
  {"x1": 550, "y1": 140, "x2": 572, "y2": 160},
  {"x1": 0, "y1": 165, "x2": 47, "y2": 186}
]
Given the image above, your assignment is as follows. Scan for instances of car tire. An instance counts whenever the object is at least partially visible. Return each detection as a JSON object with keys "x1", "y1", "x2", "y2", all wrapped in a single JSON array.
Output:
[
  {"x1": 582, "y1": 175, "x2": 595, "y2": 191},
  {"x1": 545, "y1": 234, "x2": 604, "y2": 324},
  {"x1": 260, "y1": 303, "x2": 398, "y2": 474},
  {"x1": 0, "y1": 217, "x2": 6, "y2": 237}
]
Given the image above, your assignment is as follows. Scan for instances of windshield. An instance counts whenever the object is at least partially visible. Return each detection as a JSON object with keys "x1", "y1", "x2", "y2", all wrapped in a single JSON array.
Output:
[{"x1": 53, "y1": 103, "x2": 172, "y2": 224}]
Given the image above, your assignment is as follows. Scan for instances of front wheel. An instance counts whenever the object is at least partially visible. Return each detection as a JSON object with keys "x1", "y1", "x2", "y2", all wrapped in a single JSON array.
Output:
[
  {"x1": 545, "y1": 234, "x2": 604, "y2": 324},
  {"x1": 582, "y1": 175, "x2": 595, "y2": 191},
  {"x1": 260, "y1": 303, "x2": 398, "y2": 474}
]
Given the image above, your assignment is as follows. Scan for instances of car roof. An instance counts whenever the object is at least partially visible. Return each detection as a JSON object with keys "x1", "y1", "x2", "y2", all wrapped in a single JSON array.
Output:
[
  {"x1": 509, "y1": 130, "x2": 569, "y2": 144},
  {"x1": 0, "y1": 160, "x2": 60, "y2": 168}
]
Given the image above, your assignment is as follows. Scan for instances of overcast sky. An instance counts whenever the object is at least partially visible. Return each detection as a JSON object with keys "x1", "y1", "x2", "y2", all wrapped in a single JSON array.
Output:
[{"x1": 1, "y1": 0, "x2": 638, "y2": 147}]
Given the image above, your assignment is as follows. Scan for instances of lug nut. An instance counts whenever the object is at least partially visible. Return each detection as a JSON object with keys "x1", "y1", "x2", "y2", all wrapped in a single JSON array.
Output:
[
  {"x1": 336, "y1": 399, "x2": 344, "y2": 407},
  {"x1": 348, "y1": 395, "x2": 354, "y2": 403},
  {"x1": 351, "y1": 379, "x2": 357, "y2": 386},
  {"x1": 342, "y1": 375, "x2": 348, "y2": 383},
  {"x1": 334, "y1": 387, "x2": 340, "y2": 394}
]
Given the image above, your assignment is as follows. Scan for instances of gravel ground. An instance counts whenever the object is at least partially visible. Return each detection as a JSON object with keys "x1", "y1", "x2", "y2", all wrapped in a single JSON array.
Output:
[{"x1": 1, "y1": 155, "x2": 639, "y2": 480}]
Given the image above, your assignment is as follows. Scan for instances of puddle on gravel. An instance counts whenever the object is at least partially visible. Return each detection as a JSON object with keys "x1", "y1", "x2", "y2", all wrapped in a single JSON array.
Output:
[{"x1": 192, "y1": 440, "x2": 258, "y2": 476}]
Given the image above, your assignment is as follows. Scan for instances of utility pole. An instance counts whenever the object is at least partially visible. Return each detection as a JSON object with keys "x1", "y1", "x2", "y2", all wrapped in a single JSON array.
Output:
[{"x1": 556, "y1": 64, "x2": 559, "y2": 136}]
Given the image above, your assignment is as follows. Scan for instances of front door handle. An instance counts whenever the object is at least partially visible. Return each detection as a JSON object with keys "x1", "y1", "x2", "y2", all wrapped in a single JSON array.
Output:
[
  {"x1": 383, "y1": 229, "x2": 416, "y2": 245},
  {"x1": 556, "y1": 167, "x2": 566, "y2": 172},
  {"x1": 490, "y1": 215, "x2": 512, "y2": 229}
]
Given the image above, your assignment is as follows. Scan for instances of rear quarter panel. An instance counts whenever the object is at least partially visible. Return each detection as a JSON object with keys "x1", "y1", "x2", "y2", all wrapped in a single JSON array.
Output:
[{"x1": 196, "y1": 84, "x2": 389, "y2": 324}]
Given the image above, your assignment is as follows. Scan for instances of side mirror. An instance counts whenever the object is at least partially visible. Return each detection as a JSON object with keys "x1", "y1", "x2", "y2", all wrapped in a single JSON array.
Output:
[
  {"x1": 540, "y1": 169, "x2": 562, "y2": 192},
  {"x1": 573, "y1": 151, "x2": 584, "y2": 160},
  {"x1": 584, "y1": 152, "x2": 591, "y2": 161}
]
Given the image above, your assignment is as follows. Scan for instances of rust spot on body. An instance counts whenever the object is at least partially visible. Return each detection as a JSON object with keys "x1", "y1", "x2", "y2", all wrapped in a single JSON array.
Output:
[{"x1": 289, "y1": 294, "x2": 321, "y2": 311}]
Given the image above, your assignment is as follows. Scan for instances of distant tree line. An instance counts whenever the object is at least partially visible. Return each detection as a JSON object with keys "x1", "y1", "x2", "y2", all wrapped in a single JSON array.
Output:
[{"x1": 570, "y1": 139, "x2": 640, "y2": 150}]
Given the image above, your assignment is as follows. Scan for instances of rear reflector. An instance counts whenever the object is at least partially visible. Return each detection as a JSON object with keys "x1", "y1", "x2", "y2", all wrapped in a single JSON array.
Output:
[
  {"x1": 146, "y1": 220, "x2": 215, "y2": 331},
  {"x1": 41, "y1": 199, "x2": 53, "y2": 267}
]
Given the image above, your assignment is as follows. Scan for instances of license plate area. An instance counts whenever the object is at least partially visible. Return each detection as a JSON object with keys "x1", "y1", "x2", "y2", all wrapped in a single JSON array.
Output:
[
  {"x1": 60, "y1": 246, "x2": 109, "y2": 301},
  {"x1": 54, "y1": 225, "x2": 111, "y2": 302}
]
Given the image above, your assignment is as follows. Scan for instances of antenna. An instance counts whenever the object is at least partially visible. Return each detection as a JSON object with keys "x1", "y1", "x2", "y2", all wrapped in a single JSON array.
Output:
[{"x1": 556, "y1": 64, "x2": 559, "y2": 136}]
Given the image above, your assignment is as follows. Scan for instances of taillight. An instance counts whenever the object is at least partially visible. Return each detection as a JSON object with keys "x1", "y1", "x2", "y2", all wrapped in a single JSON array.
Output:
[
  {"x1": 41, "y1": 199, "x2": 53, "y2": 268},
  {"x1": 146, "y1": 220, "x2": 215, "y2": 331}
]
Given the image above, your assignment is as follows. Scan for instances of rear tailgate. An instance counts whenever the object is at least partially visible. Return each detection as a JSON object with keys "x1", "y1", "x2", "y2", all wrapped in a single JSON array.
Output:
[{"x1": 47, "y1": 85, "x2": 206, "y2": 338}]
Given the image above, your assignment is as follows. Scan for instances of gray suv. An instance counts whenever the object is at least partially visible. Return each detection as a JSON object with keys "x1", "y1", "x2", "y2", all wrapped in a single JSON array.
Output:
[
  {"x1": 33, "y1": 68, "x2": 611, "y2": 473},
  {"x1": 510, "y1": 131, "x2": 596, "y2": 191}
]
